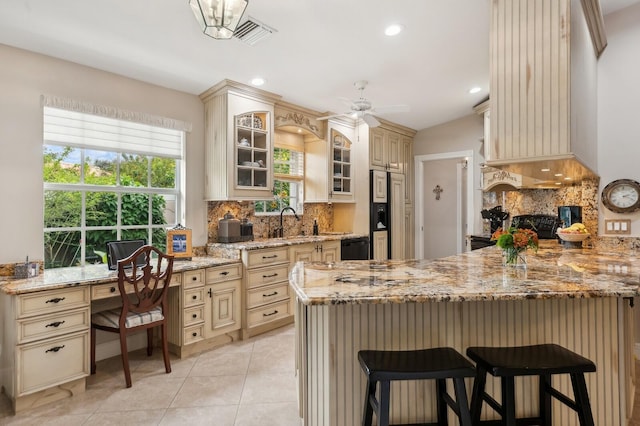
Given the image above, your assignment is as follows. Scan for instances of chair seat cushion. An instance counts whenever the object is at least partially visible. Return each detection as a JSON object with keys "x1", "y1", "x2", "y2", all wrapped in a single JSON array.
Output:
[{"x1": 92, "y1": 306, "x2": 164, "y2": 329}]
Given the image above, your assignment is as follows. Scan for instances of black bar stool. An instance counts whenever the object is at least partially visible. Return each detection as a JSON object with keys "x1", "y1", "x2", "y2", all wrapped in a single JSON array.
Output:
[
  {"x1": 466, "y1": 344, "x2": 596, "y2": 426},
  {"x1": 357, "y1": 347, "x2": 475, "y2": 426}
]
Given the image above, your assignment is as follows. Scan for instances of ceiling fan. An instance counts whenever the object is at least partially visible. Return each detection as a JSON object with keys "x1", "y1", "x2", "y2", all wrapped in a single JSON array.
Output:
[{"x1": 318, "y1": 80, "x2": 410, "y2": 128}]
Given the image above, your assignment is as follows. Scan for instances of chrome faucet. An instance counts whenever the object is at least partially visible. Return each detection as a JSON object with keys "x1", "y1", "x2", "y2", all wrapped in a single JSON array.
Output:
[{"x1": 279, "y1": 207, "x2": 300, "y2": 238}]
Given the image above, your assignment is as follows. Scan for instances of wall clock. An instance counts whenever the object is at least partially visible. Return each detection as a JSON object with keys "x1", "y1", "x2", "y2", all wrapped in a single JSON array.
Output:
[{"x1": 601, "y1": 179, "x2": 640, "y2": 213}]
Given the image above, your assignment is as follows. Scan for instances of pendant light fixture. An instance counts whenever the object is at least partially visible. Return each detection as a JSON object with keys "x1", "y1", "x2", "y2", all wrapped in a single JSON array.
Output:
[{"x1": 190, "y1": 0, "x2": 249, "y2": 40}]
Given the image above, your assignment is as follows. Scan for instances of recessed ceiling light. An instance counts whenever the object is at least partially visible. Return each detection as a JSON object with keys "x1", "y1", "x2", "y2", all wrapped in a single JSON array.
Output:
[
  {"x1": 564, "y1": 177, "x2": 572, "y2": 180},
  {"x1": 555, "y1": 182, "x2": 562, "y2": 185},
  {"x1": 250, "y1": 77, "x2": 265, "y2": 86},
  {"x1": 468, "y1": 87, "x2": 481, "y2": 94},
  {"x1": 554, "y1": 173, "x2": 563, "y2": 177},
  {"x1": 541, "y1": 168, "x2": 551, "y2": 172},
  {"x1": 384, "y1": 24, "x2": 404, "y2": 36}
]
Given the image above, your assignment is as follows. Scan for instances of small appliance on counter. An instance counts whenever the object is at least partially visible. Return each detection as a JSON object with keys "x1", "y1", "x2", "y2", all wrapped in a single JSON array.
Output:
[
  {"x1": 218, "y1": 211, "x2": 242, "y2": 243},
  {"x1": 240, "y1": 218, "x2": 254, "y2": 242},
  {"x1": 558, "y1": 206, "x2": 582, "y2": 229},
  {"x1": 470, "y1": 206, "x2": 510, "y2": 250}
]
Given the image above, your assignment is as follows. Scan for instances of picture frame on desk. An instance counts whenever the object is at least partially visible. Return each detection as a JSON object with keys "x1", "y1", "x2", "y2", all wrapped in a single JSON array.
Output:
[{"x1": 166, "y1": 227, "x2": 192, "y2": 260}]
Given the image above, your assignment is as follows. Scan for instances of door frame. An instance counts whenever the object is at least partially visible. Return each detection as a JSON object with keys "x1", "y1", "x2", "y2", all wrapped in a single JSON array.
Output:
[{"x1": 414, "y1": 150, "x2": 475, "y2": 259}]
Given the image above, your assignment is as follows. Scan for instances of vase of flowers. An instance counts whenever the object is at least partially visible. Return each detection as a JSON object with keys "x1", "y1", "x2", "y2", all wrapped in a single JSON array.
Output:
[{"x1": 491, "y1": 227, "x2": 539, "y2": 268}]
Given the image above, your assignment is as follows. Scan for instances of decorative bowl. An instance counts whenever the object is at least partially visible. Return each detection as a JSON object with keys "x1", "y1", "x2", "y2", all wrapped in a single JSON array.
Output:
[{"x1": 556, "y1": 231, "x2": 590, "y2": 242}]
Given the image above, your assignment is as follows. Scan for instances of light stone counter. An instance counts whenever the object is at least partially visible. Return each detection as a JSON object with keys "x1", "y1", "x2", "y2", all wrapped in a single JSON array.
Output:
[
  {"x1": 291, "y1": 242, "x2": 639, "y2": 426},
  {"x1": 289, "y1": 243, "x2": 640, "y2": 305},
  {"x1": 0, "y1": 257, "x2": 239, "y2": 295}
]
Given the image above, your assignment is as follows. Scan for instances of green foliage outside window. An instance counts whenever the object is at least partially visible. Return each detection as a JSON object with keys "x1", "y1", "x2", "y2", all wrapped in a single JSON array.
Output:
[{"x1": 43, "y1": 146, "x2": 174, "y2": 269}]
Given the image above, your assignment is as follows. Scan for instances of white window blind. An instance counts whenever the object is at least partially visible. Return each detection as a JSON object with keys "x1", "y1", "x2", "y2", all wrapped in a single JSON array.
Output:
[{"x1": 43, "y1": 107, "x2": 184, "y2": 159}]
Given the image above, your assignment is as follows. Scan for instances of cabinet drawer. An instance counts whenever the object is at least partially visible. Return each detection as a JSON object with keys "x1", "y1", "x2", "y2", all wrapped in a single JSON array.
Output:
[
  {"x1": 183, "y1": 305, "x2": 204, "y2": 327},
  {"x1": 90, "y1": 280, "x2": 171, "y2": 300},
  {"x1": 206, "y1": 263, "x2": 242, "y2": 284},
  {"x1": 170, "y1": 273, "x2": 182, "y2": 286},
  {"x1": 183, "y1": 324, "x2": 204, "y2": 345},
  {"x1": 245, "y1": 248, "x2": 289, "y2": 268},
  {"x1": 183, "y1": 269, "x2": 205, "y2": 289},
  {"x1": 17, "y1": 330, "x2": 89, "y2": 396},
  {"x1": 184, "y1": 287, "x2": 205, "y2": 308},
  {"x1": 18, "y1": 308, "x2": 90, "y2": 344},
  {"x1": 247, "y1": 282, "x2": 290, "y2": 309},
  {"x1": 246, "y1": 264, "x2": 289, "y2": 290},
  {"x1": 17, "y1": 287, "x2": 90, "y2": 319},
  {"x1": 247, "y1": 299, "x2": 292, "y2": 328}
]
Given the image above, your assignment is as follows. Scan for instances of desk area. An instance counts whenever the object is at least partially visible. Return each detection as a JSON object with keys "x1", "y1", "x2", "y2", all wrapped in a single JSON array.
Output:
[{"x1": 0, "y1": 257, "x2": 241, "y2": 412}]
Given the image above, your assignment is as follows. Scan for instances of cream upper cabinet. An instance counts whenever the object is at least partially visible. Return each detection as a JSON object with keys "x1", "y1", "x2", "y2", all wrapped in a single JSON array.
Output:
[
  {"x1": 369, "y1": 128, "x2": 401, "y2": 172},
  {"x1": 201, "y1": 80, "x2": 281, "y2": 201},
  {"x1": 371, "y1": 170, "x2": 387, "y2": 203},
  {"x1": 304, "y1": 117, "x2": 355, "y2": 203},
  {"x1": 402, "y1": 136, "x2": 413, "y2": 205}
]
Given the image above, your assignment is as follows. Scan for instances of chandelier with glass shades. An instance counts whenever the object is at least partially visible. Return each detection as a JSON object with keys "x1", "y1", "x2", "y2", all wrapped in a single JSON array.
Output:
[{"x1": 189, "y1": 0, "x2": 248, "y2": 40}]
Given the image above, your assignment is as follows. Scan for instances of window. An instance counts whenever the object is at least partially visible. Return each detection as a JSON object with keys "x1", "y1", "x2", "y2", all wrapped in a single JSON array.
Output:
[
  {"x1": 43, "y1": 106, "x2": 184, "y2": 269},
  {"x1": 255, "y1": 147, "x2": 304, "y2": 214}
]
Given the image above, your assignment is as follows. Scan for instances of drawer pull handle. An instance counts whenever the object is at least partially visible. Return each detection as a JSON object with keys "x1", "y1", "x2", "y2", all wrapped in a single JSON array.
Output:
[
  {"x1": 263, "y1": 310, "x2": 279, "y2": 317},
  {"x1": 192, "y1": 276, "x2": 198, "y2": 281},
  {"x1": 192, "y1": 332, "x2": 197, "y2": 337},
  {"x1": 192, "y1": 295, "x2": 198, "y2": 300},
  {"x1": 263, "y1": 273, "x2": 278, "y2": 278},
  {"x1": 45, "y1": 321, "x2": 66, "y2": 328},
  {"x1": 263, "y1": 291, "x2": 278, "y2": 297},
  {"x1": 110, "y1": 287, "x2": 116, "y2": 293},
  {"x1": 45, "y1": 297, "x2": 66, "y2": 304},
  {"x1": 220, "y1": 271, "x2": 229, "y2": 276},
  {"x1": 192, "y1": 313, "x2": 198, "y2": 319},
  {"x1": 45, "y1": 345, "x2": 65, "y2": 353},
  {"x1": 262, "y1": 254, "x2": 278, "y2": 259}
]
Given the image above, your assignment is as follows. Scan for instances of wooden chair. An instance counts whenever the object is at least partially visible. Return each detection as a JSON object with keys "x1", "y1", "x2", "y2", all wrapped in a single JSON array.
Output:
[{"x1": 90, "y1": 245, "x2": 174, "y2": 387}]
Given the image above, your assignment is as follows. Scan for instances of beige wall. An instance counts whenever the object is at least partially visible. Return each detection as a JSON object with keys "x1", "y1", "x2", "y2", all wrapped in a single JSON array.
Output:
[{"x1": 0, "y1": 44, "x2": 206, "y2": 265}]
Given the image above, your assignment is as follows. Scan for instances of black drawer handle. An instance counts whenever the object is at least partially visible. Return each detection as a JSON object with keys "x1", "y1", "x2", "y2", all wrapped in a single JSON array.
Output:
[
  {"x1": 192, "y1": 295, "x2": 198, "y2": 300},
  {"x1": 263, "y1": 291, "x2": 278, "y2": 297},
  {"x1": 263, "y1": 273, "x2": 278, "y2": 278},
  {"x1": 110, "y1": 287, "x2": 116, "y2": 293},
  {"x1": 45, "y1": 321, "x2": 66, "y2": 328},
  {"x1": 192, "y1": 332, "x2": 197, "y2": 337},
  {"x1": 192, "y1": 313, "x2": 198, "y2": 319},
  {"x1": 262, "y1": 254, "x2": 278, "y2": 259},
  {"x1": 263, "y1": 310, "x2": 279, "y2": 317},
  {"x1": 220, "y1": 271, "x2": 229, "y2": 275},
  {"x1": 45, "y1": 297, "x2": 66, "y2": 304},
  {"x1": 45, "y1": 345, "x2": 65, "y2": 353},
  {"x1": 192, "y1": 276, "x2": 198, "y2": 281}
]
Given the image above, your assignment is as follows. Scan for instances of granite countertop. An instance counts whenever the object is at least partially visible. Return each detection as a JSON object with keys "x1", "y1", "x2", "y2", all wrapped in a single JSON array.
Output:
[
  {"x1": 208, "y1": 233, "x2": 368, "y2": 258},
  {"x1": 1, "y1": 257, "x2": 240, "y2": 295},
  {"x1": 289, "y1": 242, "x2": 640, "y2": 305}
]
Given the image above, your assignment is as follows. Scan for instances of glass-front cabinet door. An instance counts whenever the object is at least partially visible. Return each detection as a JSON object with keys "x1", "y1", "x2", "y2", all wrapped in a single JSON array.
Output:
[
  {"x1": 330, "y1": 129, "x2": 352, "y2": 197},
  {"x1": 235, "y1": 112, "x2": 269, "y2": 190}
]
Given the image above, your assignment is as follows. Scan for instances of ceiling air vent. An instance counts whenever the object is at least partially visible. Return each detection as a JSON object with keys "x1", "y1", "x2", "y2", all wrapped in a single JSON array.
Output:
[{"x1": 233, "y1": 17, "x2": 277, "y2": 45}]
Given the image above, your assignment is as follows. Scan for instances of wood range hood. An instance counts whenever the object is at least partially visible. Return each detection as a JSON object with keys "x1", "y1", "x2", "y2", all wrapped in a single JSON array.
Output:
[{"x1": 484, "y1": 0, "x2": 607, "y2": 188}]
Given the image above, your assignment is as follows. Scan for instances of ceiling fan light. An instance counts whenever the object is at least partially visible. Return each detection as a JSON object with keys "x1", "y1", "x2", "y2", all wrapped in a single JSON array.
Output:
[{"x1": 190, "y1": 0, "x2": 248, "y2": 40}]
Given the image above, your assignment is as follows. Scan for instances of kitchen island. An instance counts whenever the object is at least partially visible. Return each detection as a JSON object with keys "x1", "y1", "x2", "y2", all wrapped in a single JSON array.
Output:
[{"x1": 289, "y1": 243, "x2": 640, "y2": 425}]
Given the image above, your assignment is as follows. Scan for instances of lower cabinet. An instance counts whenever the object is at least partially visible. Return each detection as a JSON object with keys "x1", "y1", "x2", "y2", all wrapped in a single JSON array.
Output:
[
  {"x1": 241, "y1": 247, "x2": 293, "y2": 339},
  {"x1": 372, "y1": 231, "x2": 389, "y2": 261},
  {"x1": 167, "y1": 263, "x2": 242, "y2": 357},
  {"x1": 0, "y1": 286, "x2": 90, "y2": 412},
  {"x1": 290, "y1": 241, "x2": 341, "y2": 263}
]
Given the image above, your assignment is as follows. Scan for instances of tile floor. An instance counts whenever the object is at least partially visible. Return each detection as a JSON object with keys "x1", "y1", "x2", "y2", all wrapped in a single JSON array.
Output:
[
  {"x1": 2, "y1": 325, "x2": 640, "y2": 425},
  {"x1": 0, "y1": 325, "x2": 301, "y2": 425}
]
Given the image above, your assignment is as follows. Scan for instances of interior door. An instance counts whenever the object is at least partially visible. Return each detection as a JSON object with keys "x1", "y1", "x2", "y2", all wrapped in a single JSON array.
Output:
[{"x1": 422, "y1": 158, "x2": 463, "y2": 259}]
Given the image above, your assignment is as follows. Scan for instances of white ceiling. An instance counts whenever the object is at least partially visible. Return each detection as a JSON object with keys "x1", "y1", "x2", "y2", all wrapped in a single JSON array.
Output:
[{"x1": 0, "y1": 0, "x2": 638, "y2": 131}]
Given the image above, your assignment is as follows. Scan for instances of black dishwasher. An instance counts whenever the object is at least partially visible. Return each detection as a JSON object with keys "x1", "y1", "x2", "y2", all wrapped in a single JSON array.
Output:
[{"x1": 341, "y1": 237, "x2": 370, "y2": 260}]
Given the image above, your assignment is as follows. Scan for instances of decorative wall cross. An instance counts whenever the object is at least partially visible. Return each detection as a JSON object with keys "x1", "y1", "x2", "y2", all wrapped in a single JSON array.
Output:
[{"x1": 433, "y1": 185, "x2": 443, "y2": 200}]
